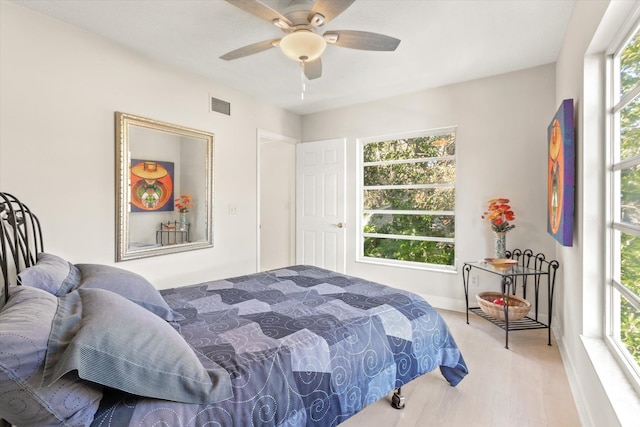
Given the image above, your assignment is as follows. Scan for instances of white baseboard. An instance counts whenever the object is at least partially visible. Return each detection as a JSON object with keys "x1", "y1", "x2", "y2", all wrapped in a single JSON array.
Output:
[
  {"x1": 557, "y1": 331, "x2": 640, "y2": 427},
  {"x1": 416, "y1": 293, "x2": 466, "y2": 313},
  {"x1": 556, "y1": 332, "x2": 595, "y2": 427}
]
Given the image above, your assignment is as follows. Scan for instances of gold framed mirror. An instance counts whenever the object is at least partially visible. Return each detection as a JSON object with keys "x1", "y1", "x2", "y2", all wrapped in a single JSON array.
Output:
[{"x1": 115, "y1": 112, "x2": 214, "y2": 261}]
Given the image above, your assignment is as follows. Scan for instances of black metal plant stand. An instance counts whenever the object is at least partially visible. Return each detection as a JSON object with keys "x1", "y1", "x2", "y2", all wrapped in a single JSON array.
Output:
[
  {"x1": 462, "y1": 249, "x2": 559, "y2": 349},
  {"x1": 156, "y1": 220, "x2": 190, "y2": 246}
]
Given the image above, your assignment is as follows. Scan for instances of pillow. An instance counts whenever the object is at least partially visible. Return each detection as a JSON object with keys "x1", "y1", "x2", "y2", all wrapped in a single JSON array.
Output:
[
  {"x1": 0, "y1": 286, "x2": 102, "y2": 426},
  {"x1": 75, "y1": 263, "x2": 174, "y2": 320},
  {"x1": 15, "y1": 252, "x2": 174, "y2": 321},
  {"x1": 17, "y1": 252, "x2": 81, "y2": 296},
  {"x1": 42, "y1": 288, "x2": 232, "y2": 405}
]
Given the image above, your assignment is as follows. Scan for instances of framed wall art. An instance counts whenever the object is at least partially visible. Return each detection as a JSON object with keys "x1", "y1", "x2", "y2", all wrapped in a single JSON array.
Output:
[
  {"x1": 547, "y1": 99, "x2": 575, "y2": 246},
  {"x1": 130, "y1": 159, "x2": 175, "y2": 212}
]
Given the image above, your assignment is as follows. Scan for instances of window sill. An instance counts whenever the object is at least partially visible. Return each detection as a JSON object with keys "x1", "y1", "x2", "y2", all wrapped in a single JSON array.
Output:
[
  {"x1": 356, "y1": 257, "x2": 457, "y2": 274},
  {"x1": 580, "y1": 335, "x2": 640, "y2": 426}
]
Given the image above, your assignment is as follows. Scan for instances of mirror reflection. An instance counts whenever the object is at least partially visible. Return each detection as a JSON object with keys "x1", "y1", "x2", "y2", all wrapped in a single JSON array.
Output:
[{"x1": 116, "y1": 112, "x2": 214, "y2": 261}]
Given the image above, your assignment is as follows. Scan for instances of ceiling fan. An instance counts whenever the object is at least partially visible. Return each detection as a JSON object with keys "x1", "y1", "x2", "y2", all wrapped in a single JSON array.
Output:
[{"x1": 220, "y1": 0, "x2": 401, "y2": 80}]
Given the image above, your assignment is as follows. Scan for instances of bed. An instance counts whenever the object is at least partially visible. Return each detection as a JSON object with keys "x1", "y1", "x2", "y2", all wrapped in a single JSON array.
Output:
[{"x1": 0, "y1": 192, "x2": 468, "y2": 427}]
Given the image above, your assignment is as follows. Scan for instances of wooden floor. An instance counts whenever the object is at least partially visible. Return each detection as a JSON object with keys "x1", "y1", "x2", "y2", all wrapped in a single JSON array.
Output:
[{"x1": 341, "y1": 309, "x2": 581, "y2": 427}]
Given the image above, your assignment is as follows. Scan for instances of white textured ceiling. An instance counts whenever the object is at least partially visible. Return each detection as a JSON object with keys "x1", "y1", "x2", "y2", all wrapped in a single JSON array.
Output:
[{"x1": 12, "y1": 0, "x2": 575, "y2": 115}]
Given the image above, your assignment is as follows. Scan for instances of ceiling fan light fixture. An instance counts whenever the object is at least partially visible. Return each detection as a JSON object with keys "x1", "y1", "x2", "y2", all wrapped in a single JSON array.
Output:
[{"x1": 279, "y1": 31, "x2": 326, "y2": 62}]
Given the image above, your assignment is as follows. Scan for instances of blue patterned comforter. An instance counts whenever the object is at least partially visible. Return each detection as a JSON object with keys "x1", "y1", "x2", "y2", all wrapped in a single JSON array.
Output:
[{"x1": 91, "y1": 266, "x2": 467, "y2": 426}]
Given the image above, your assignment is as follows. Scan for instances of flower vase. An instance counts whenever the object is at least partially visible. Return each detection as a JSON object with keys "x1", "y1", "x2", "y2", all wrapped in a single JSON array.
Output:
[
  {"x1": 179, "y1": 212, "x2": 187, "y2": 231},
  {"x1": 494, "y1": 232, "x2": 506, "y2": 259}
]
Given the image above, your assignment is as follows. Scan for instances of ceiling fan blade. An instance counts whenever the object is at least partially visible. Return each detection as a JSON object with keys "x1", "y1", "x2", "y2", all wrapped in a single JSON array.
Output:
[
  {"x1": 220, "y1": 39, "x2": 279, "y2": 60},
  {"x1": 324, "y1": 30, "x2": 400, "y2": 51},
  {"x1": 309, "y1": 0, "x2": 356, "y2": 25},
  {"x1": 303, "y1": 58, "x2": 322, "y2": 80},
  {"x1": 224, "y1": 0, "x2": 291, "y2": 27}
]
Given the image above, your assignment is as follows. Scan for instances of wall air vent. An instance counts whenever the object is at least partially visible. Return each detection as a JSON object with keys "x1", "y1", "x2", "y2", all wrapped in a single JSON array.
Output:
[{"x1": 210, "y1": 96, "x2": 231, "y2": 116}]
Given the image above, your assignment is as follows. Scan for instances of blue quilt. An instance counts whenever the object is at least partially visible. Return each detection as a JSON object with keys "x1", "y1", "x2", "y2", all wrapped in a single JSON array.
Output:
[{"x1": 91, "y1": 266, "x2": 467, "y2": 426}]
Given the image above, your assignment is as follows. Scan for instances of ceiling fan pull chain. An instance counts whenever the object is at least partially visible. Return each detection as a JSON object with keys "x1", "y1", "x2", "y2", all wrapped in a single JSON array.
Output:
[{"x1": 300, "y1": 62, "x2": 306, "y2": 100}]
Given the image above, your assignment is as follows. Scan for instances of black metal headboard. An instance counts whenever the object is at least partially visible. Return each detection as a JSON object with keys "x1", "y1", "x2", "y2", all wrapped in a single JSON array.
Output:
[{"x1": 0, "y1": 192, "x2": 43, "y2": 305}]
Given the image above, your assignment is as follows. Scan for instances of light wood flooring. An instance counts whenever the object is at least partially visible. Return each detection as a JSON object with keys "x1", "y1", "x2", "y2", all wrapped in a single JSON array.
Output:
[{"x1": 341, "y1": 309, "x2": 581, "y2": 427}]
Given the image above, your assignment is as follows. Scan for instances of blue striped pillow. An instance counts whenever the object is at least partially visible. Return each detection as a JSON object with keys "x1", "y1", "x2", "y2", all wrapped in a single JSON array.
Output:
[{"x1": 42, "y1": 288, "x2": 232, "y2": 404}]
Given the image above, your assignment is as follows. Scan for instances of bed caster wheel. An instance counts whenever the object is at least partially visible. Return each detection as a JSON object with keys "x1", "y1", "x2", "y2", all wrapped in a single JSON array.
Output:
[{"x1": 391, "y1": 389, "x2": 405, "y2": 410}]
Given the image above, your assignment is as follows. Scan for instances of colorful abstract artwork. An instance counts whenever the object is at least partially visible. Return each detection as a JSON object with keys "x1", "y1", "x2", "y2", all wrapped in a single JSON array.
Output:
[
  {"x1": 130, "y1": 159, "x2": 174, "y2": 212},
  {"x1": 547, "y1": 99, "x2": 574, "y2": 246}
]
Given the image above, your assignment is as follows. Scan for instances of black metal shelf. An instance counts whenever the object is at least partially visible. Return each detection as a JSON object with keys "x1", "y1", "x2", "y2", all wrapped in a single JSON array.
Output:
[
  {"x1": 156, "y1": 220, "x2": 190, "y2": 246},
  {"x1": 462, "y1": 249, "x2": 559, "y2": 349},
  {"x1": 468, "y1": 307, "x2": 549, "y2": 331}
]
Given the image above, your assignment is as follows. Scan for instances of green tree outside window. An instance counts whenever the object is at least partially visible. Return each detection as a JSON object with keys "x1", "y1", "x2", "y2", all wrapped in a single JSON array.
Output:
[{"x1": 360, "y1": 132, "x2": 456, "y2": 267}]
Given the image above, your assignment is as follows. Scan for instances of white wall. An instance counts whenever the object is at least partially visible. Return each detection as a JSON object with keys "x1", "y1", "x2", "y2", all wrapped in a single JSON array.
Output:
[
  {"x1": 554, "y1": 1, "x2": 640, "y2": 426},
  {"x1": 302, "y1": 64, "x2": 558, "y2": 312},
  {"x1": 0, "y1": 2, "x2": 302, "y2": 288}
]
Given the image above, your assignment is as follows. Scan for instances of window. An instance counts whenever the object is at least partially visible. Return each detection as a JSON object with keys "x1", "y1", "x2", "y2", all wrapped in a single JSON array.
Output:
[
  {"x1": 609, "y1": 23, "x2": 640, "y2": 383},
  {"x1": 357, "y1": 128, "x2": 456, "y2": 269}
]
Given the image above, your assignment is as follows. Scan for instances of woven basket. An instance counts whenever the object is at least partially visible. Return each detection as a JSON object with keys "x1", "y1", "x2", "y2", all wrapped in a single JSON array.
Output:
[{"x1": 476, "y1": 292, "x2": 531, "y2": 321}]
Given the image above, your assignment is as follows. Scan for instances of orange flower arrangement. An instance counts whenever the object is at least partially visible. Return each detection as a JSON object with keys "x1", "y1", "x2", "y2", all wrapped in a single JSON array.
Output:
[
  {"x1": 175, "y1": 195, "x2": 193, "y2": 213},
  {"x1": 482, "y1": 198, "x2": 516, "y2": 233}
]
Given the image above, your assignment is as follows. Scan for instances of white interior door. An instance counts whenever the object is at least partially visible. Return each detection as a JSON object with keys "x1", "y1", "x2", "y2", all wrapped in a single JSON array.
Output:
[{"x1": 296, "y1": 139, "x2": 346, "y2": 272}]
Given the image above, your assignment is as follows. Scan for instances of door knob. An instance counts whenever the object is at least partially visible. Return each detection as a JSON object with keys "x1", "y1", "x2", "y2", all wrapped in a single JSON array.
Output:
[{"x1": 335, "y1": 222, "x2": 345, "y2": 228}]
